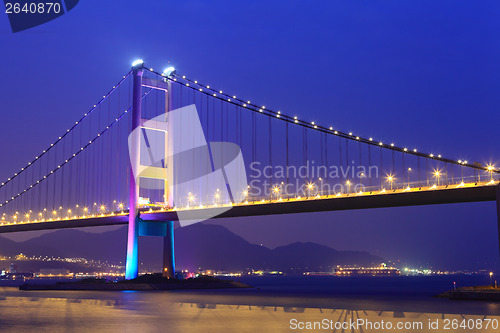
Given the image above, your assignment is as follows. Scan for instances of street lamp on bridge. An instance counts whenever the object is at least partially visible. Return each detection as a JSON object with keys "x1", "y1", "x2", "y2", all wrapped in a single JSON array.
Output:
[
  {"x1": 433, "y1": 170, "x2": 442, "y2": 186},
  {"x1": 214, "y1": 189, "x2": 221, "y2": 206},
  {"x1": 407, "y1": 168, "x2": 412, "y2": 188},
  {"x1": 306, "y1": 182, "x2": 314, "y2": 197},
  {"x1": 487, "y1": 165, "x2": 495, "y2": 182},
  {"x1": 386, "y1": 174, "x2": 395, "y2": 190},
  {"x1": 272, "y1": 185, "x2": 281, "y2": 200},
  {"x1": 187, "y1": 192, "x2": 195, "y2": 208}
]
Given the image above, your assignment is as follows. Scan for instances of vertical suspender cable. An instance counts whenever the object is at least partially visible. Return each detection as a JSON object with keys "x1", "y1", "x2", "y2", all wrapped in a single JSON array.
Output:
[
  {"x1": 339, "y1": 136, "x2": 343, "y2": 179},
  {"x1": 392, "y1": 150, "x2": 395, "y2": 177},
  {"x1": 286, "y1": 121, "x2": 289, "y2": 187},
  {"x1": 38, "y1": 154, "x2": 42, "y2": 217},
  {"x1": 368, "y1": 144, "x2": 372, "y2": 188},
  {"x1": 117, "y1": 85, "x2": 121, "y2": 205},
  {"x1": 269, "y1": 117, "x2": 273, "y2": 187},
  {"x1": 325, "y1": 133, "x2": 328, "y2": 167},
  {"x1": 345, "y1": 139, "x2": 348, "y2": 172},
  {"x1": 402, "y1": 153, "x2": 405, "y2": 187},
  {"x1": 24, "y1": 165, "x2": 28, "y2": 219},
  {"x1": 418, "y1": 156, "x2": 421, "y2": 187},
  {"x1": 446, "y1": 162, "x2": 449, "y2": 185},
  {"x1": 426, "y1": 158, "x2": 429, "y2": 186},
  {"x1": 69, "y1": 119, "x2": 74, "y2": 210},
  {"x1": 60, "y1": 131, "x2": 65, "y2": 210},
  {"x1": 320, "y1": 133, "x2": 324, "y2": 167},
  {"x1": 52, "y1": 143, "x2": 57, "y2": 212},
  {"x1": 358, "y1": 141, "x2": 362, "y2": 187},
  {"x1": 107, "y1": 97, "x2": 112, "y2": 208},
  {"x1": 97, "y1": 104, "x2": 102, "y2": 208},
  {"x1": 304, "y1": 128, "x2": 308, "y2": 183},
  {"x1": 379, "y1": 146, "x2": 383, "y2": 189},
  {"x1": 303, "y1": 128, "x2": 307, "y2": 184},
  {"x1": 252, "y1": 111, "x2": 256, "y2": 177}
]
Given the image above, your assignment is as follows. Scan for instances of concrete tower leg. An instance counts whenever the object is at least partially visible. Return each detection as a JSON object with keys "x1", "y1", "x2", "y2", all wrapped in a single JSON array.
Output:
[{"x1": 125, "y1": 64, "x2": 143, "y2": 280}]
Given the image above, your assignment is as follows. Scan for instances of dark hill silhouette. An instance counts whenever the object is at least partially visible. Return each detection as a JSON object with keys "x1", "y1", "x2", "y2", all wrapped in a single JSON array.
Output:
[
  {"x1": 0, "y1": 224, "x2": 384, "y2": 273},
  {"x1": 270, "y1": 242, "x2": 383, "y2": 271}
]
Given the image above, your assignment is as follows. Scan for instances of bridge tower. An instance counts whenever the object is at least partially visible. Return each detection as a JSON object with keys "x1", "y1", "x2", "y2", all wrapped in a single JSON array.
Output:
[{"x1": 125, "y1": 61, "x2": 176, "y2": 280}]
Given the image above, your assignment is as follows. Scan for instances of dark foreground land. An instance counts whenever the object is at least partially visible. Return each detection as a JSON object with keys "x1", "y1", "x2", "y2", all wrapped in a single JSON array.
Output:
[
  {"x1": 19, "y1": 274, "x2": 250, "y2": 291},
  {"x1": 437, "y1": 285, "x2": 500, "y2": 301}
]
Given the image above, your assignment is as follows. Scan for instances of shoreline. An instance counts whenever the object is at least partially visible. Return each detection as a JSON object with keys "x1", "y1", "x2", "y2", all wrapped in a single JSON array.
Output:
[
  {"x1": 436, "y1": 286, "x2": 500, "y2": 301},
  {"x1": 18, "y1": 274, "x2": 251, "y2": 291}
]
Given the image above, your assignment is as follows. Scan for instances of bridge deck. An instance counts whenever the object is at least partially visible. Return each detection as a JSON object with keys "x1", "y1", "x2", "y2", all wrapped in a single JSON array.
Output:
[{"x1": 0, "y1": 183, "x2": 497, "y2": 233}]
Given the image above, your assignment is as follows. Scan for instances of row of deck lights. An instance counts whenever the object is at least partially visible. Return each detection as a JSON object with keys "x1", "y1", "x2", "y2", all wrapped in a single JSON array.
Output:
[
  {"x1": 1, "y1": 201, "x2": 129, "y2": 223},
  {"x1": 180, "y1": 165, "x2": 497, "y2": 207},
  {"x1": 2, "y1": 170, "x2": 498, "y2": 225},
  {"x1": 3, "y1": 162, "x2": 499, "y2": 224},
  {"x1": 181, "y1": 171, "x2": 498, "y2": 209}
]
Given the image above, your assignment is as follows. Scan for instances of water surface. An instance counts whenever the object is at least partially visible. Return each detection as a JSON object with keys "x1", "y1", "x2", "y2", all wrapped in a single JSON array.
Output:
[{"x1": 0, "y1": 275, "x2": 499, "y2": 332}]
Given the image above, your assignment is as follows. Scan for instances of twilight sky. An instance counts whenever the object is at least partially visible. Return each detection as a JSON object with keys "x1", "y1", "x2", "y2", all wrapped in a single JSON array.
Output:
[{"x1": 0, "y1": 1, "x2": 499, "y2": 270}]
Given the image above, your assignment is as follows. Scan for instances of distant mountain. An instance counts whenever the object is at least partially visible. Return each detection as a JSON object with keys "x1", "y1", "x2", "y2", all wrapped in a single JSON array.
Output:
[
  {"x1": 0, "y1": 224, "x2": 384, "y2": 273},
  {"x1": 270, "y1": 242, "x2": 381, "y2": 272}
]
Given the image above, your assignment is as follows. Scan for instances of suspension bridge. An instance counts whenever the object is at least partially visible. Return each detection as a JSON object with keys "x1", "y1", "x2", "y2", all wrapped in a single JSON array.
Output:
[{"x1": 0, "y1": 60, "x2": 498, "y2": 279}]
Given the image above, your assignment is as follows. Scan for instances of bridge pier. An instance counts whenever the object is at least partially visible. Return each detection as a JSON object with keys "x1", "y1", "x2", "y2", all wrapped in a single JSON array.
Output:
[
  {"x1": 162, "y1": 221, "x2": 175, "y2": 278},
  {"x1": 137, "y1": 220, "x2": 175, "y2": 278}
]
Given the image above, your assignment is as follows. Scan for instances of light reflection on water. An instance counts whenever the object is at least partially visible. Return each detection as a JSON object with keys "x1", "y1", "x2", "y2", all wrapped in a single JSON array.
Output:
[{"x1": 0, "y1": 276, "x2": 499, "y2": 332}]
